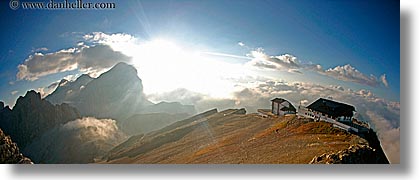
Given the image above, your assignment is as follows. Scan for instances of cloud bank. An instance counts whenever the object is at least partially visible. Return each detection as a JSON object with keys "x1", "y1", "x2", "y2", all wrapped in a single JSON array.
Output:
[{"x1": 24, "y1": 117, "x2": 127, "y2": 163}]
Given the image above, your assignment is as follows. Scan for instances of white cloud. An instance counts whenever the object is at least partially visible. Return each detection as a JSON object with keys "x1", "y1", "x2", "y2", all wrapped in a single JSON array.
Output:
[
  {"x1": 83, "y1": 32, "x2": 138, "y2": 49},
  {"x1": 10, "y1": 90, "x2": 18, "y2": 95},
  {"x1": 25, "y1": 117, "x2": 127, "y2": 163},
  {"x1": 32, "y1": 47, "x2": 48, "y2": 52},
  {"x1": 321, "y1": 64, "x2": 383, "y2": 87},
  {"x1": 246, "y1": 49, "x2": 301, "y2": 73},
  {"x1": 36, "y1": 82, "x2": 59, "y2": 99},
  {"x1": 238, "y1": 42, "x2": 245, "y2": 47},
  {"x1": 380, "y1": 74, "x2": 389, "y2": 87},
  {"x1": 16, "y1": 44, "x2": 131, "y2": 81},
  {"x1": 244, "y1": 47, "x2": 388, "y2": 87},
  {"x1": 76, "y1": 42, "x2": 85, "y2": 46},
  {"x1": 365, "y1": 111, "x2": 399, "y2": 163}
]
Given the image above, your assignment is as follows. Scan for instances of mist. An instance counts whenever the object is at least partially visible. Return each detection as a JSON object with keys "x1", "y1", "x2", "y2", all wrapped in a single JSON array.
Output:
[{"x1": 23, "y1": 117, "x2": 127, "y2": 163}]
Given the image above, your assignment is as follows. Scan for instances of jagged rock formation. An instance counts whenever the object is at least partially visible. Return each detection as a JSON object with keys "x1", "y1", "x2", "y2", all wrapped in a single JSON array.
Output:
[
  {"x1": 309, "y1": 144, "x2": 389, "y2": 164},
  {"x1": 0, "y1": 91, "x2": 81, "y2": 149},
  {"x1": 0, "y1": 128, "x2": 33, "y2": 164}
]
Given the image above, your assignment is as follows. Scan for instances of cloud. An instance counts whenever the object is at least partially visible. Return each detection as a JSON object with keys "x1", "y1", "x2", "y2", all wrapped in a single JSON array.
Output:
[
  {"x1": 147, "y1": 88, "x2": 204, "y2": 105},
  {"x1": 24, "y1": 117, "x2": 127, "y2": 163},
  {"x1": 147, "y1": 88, "x2": 236, "y2": 113},
  {"x1": 321, "y1": 64, "x2": 385, "y2": 87},
  {"x1": 380, "y1": 74, "x2": 389, "y2": 87},
  {"x1": 76, "y1": 44, "x2": 132, "y2": 72},
  {"x1": 246, "y1": 49, "x2": 302, "y2": 73},
  {"x1": 238, "y1": 42, "x2": 245, "y2": 47},
  {"x1": 16, "y1": 44, "x2": 132, "y2": 81},
  {"x1": 36, "y1": 82, "x2": 60, "y2": 99},
  {"x1": 83, "y1": 32, "x2": 137, "y2": 46},
  {"x1": 365, "y1": 111, "x2": 399, "y2": 163},
  {"x1": 32, "y1": 47, "x2": 48, "y2": 52},
  {"x1": 10, "y1": 91, "x2": 18, "y2": 95},
  {"x1": 244, "y1": 47, "x2": 388, "y2": 87},
  {"x1": 17, "y1": 48, "x2": 78, "y2": 81}
]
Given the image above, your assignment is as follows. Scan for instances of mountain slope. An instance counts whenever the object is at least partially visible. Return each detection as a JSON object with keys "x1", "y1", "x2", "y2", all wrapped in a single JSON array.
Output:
[
  {"x1": 120, "y1": 113, "x2": 190, "y2": 135},
  {"x1": 101, "y1": 110, "x2": 388, "y2": 164}
]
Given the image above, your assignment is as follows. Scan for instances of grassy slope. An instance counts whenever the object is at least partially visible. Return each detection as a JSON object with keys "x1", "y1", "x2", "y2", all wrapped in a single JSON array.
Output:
[{"x1": 100, "y1": 112, "x2": 370, "y2": 164}]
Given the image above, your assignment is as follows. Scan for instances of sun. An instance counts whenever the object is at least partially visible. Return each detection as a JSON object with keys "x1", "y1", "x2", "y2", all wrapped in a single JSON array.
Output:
[{"x1": 115, "y1": 38, "x2": 247, "y2": 99}]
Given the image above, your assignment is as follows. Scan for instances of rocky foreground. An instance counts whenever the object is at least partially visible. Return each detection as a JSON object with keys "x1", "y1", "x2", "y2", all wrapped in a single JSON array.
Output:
[{"x1": 0, "y1": 128, "x2": 32, "y2": 164}]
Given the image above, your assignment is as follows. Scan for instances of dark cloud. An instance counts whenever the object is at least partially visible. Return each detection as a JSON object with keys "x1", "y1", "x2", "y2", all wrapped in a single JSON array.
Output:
[{"x1": 77, "y1": 44, "x2": 131, "y2": 70}]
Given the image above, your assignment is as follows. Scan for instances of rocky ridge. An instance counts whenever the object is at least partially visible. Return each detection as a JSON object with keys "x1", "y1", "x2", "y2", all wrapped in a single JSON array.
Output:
[
  {"x1": 0, "y1": 90, "x2": 81, "y2": 149},
  {"x1": 309, "y1": 144, "x2": 389, "y2": 164},
  {"x1": 0, "y1": 128, "x2": 32, "y2": 164}
]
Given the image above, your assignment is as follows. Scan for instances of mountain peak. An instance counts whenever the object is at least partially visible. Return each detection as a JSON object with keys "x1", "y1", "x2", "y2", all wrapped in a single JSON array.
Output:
[
  {"x1": 77, "y1": 74, "x2": 92, "y2": 81},
  {"x1": 21, "y1": 90, "x2": 41, "y2": 102},
  {"x1": 106, "y1": 62, "x2": 137, "y2": 75},
  {"x1": 58, "y1": 79, "x2": 69, "y2": 87}
]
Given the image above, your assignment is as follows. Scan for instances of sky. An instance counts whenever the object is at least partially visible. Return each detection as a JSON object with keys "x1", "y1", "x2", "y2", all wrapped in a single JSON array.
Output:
[{"x1": 0, "y1": 0, "x2": 399, "y2": 163}]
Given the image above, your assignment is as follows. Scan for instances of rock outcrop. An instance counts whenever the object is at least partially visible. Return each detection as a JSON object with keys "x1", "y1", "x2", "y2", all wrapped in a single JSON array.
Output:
[
  {"x1": 309, "y1": 144, "x2": 389, "y2": 164},
  {"x1": 0, "y1": 128, "x2": 33, "y2": 164},
  {"x1": 0, "y1": 90, "x2": 81, "y2": 149}
]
